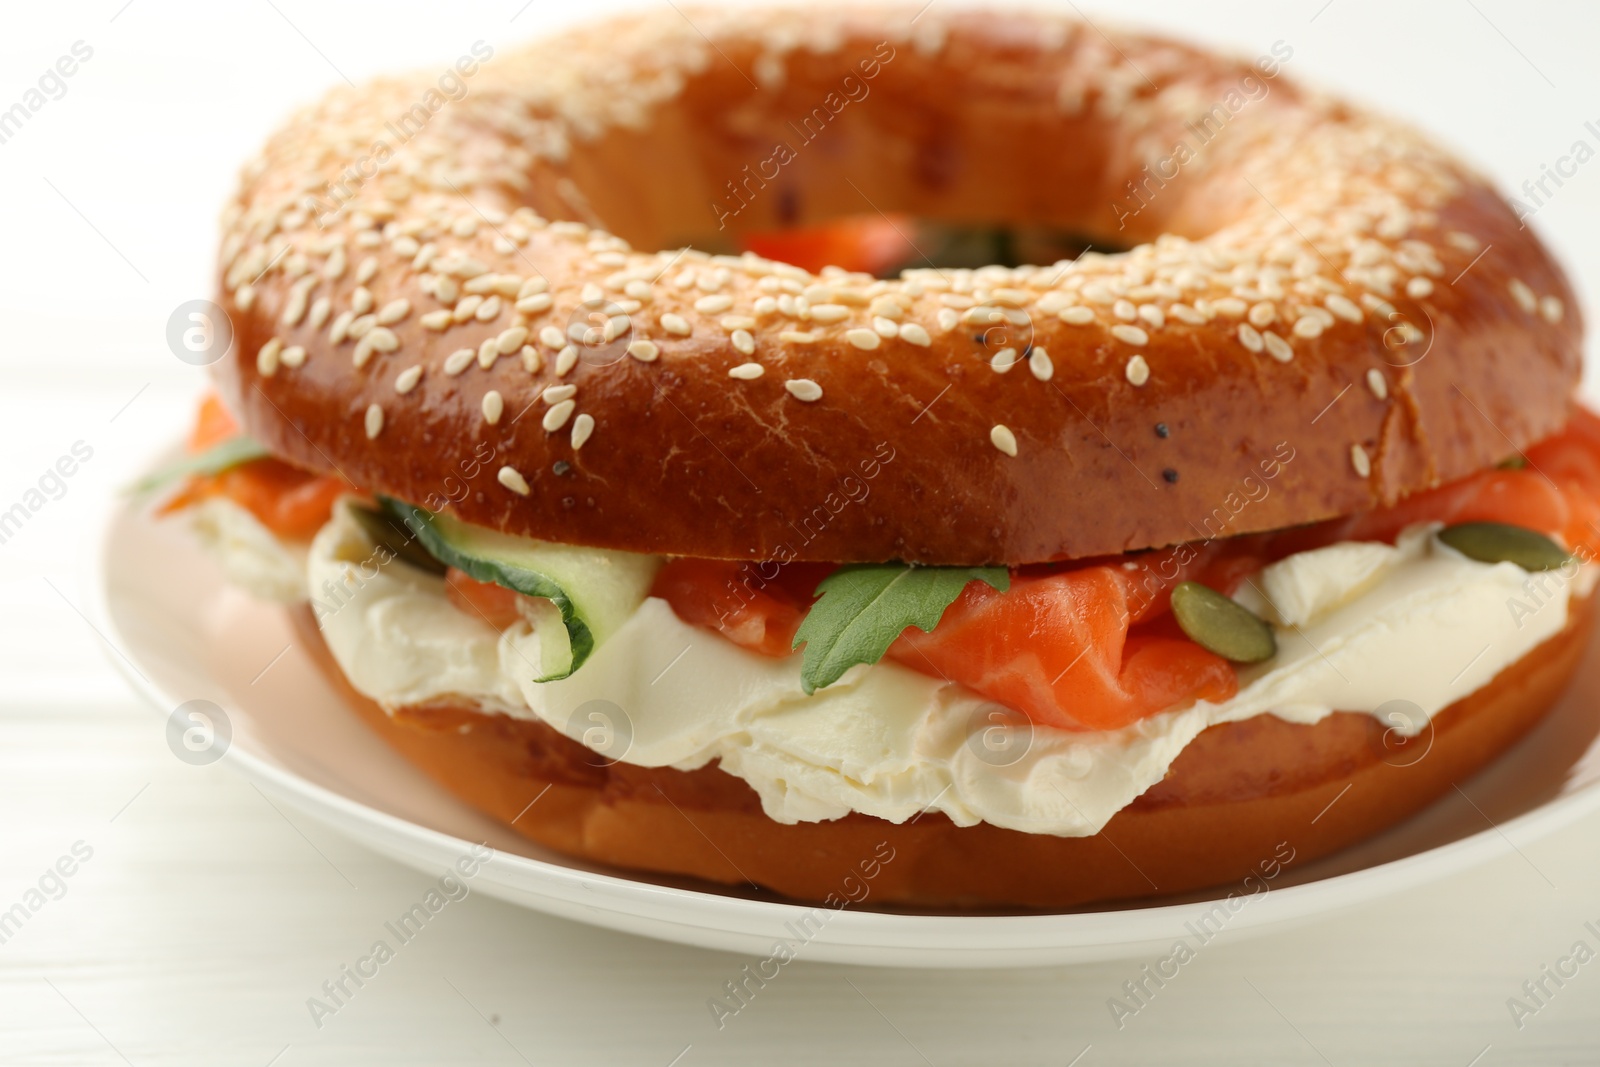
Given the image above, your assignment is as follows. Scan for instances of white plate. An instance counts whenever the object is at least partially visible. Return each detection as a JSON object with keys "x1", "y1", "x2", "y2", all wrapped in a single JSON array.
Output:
[{"x1": 92, "y1": 457, "x2": 1600, "y2": 968}]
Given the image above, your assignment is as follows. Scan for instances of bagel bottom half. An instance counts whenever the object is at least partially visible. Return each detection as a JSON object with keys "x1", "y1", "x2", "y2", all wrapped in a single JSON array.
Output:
[{"x1": 290, "y1": 594, "x2": 1596, "y2": 911}]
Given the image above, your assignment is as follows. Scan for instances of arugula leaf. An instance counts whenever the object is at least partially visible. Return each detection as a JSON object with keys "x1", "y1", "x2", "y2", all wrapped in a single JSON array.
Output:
[
  {"x1": 130, "y1": 435, "x2": 273, "y2": 495},
  {"x1": 791, "y1": 564, "x2": 1009, "y2": 694}
]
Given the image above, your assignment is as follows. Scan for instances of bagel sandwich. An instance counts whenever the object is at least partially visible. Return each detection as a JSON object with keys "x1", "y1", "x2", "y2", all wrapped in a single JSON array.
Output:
[{"x1": 149, "y1": 6, "x2": 1598, "y2": 909}]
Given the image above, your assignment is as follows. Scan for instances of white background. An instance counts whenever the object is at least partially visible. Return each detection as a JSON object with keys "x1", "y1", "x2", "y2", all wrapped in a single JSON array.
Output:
[{"x1": 4, "y1": 0, "x2": 1600, "y2": 1063}]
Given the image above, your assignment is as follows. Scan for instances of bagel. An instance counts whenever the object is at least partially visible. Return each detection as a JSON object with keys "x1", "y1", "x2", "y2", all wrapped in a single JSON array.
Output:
[
  {"x1": 212, "y1": 6, "x2": 1581, "y2": 565},
  {"x1": 165, "y1": 6, "x2": 1600, "y2": 912}
]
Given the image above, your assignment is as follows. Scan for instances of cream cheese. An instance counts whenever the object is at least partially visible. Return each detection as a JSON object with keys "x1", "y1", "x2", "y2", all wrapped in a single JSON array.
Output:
[
  {"x1": 191, "y1": 497, "x2": 308, "y2": 602},
  {"x1": 301, "y1": 505, "x2": 1586, "y2": 837}
]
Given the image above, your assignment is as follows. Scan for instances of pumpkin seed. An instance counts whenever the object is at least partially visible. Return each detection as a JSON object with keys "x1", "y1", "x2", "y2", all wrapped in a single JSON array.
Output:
[
  {"x1": 1437, "y1": 521, "x2": 1569, "y2": 571},
  {"x1": 349, "y1": 503, "x2": 447, "y2": 575},
  {"x1": 1170, "y1": 581, "x2": 1277, "y2": 663}
]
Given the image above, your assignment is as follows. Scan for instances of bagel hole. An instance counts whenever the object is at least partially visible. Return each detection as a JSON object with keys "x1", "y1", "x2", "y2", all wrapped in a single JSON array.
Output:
[
  {"x1": 685, "y1": 217, "x2": 1123, "y2": 278},
  {"x1": 548, "y1": 31, "x2": 1166, "y2": 277}
]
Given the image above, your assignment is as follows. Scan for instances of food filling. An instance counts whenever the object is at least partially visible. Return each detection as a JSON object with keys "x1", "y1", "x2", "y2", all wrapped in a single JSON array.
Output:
[{"x1": 162, "y1": 395, "x2": 1600, "y2": 835}]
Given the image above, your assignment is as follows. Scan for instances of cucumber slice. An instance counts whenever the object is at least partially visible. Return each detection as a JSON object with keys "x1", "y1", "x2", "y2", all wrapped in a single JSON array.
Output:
[
  {"x1": 379, "y1": 497, "x2": 660, "y2": 681},
  {"x1": 131, "y1": 435, "x2": 273, "y2": 495}
]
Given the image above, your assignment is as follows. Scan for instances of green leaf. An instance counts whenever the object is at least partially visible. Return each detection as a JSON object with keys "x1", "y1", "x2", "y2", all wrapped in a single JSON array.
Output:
[
  {"x1": 130, "y1": 435, "x2": 273, "y2": 495},
  {"x1": 791, "y1": 564, "x2": 1009, "y2": 694}
]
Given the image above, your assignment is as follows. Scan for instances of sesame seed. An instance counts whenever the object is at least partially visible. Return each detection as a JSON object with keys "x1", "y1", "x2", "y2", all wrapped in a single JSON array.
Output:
[
  {"x1": 482, "y1": 390, "x2": 504, "y2": 424},
  {"x1": 1510, "y1": 279, "x2": 1537, "y2": 313},
  {"x1": 444, "y1": 348, "x2": 475, "y2": 375},
  {"x1": 377, "y1": 298, "x2": 411, "y2": 325},
  {"x1": 1113, "y1": 299, "x2": 1138, "y2": 322},
  {"x1": 308, "y1": 297, "x2": 331, "y2": 331},
  {"x1": 475, "y1": 296, "x2": 502, "y2": 322},
  {"x1": 1292, "y1": 315, "x2": 1325, "y2": 339},
  {"x1": 728, "y1": 362, "x2": 764, "y2": 380},
  {"x1": 1350, "y1": 443, "x2": 1371, "y2": 478},
  {"x1": 543, "y1": 384, "x2": 577, "y2": 404},
  {"x1": 1541, "y1": 295, "x2": 1564, "y2": 323},
  {"x1": 435, "y1": 277, "x2": 460, "y2": 304},
  {"x1": 991, "y1": 347, "x2": 1018, "y2": 372},
  {"x1": 1125, "y1": 354, "x2": 1150, "y2": 386},
  {"x1": 395, "y1": 365, "x2": 423, "y2": 394},
  {"x1": 694, "y1": 294, "x2": 733, "y2": 314},
  {"x1": 1168, "y1": 303, "x2": 1205, "y2": 325},
  {"x1": 1405, "y1": 277, "x2": 1433, "y2": 299},
  {"x1": 899, "y1": 323, "x2": 931, "y2": 347},
  {"x1": 516, "y1": 293, "x2": 553, "y2": 314},
  {"x1": 731, "y1": 329, "x2": 756, "y2": 355},
  {"x1": 990, "y1": 424, "x2": 1018, "y2": 457},
  {"x1": 1325, "y1": 294, "x2": 1363, "y2": 323},
  {"x1": 1366, "y1": 368, "x2": 1387, "y2": 400},
  {"x1": 280, "y1": 345, "x2": 306, "y2": 368},
  {"x1": 543, "y1": 399, "x2": 576, "y2": 431},
  {"x1": 846, "y1": 327, "x2": 881, "y2": 350},
  {"x1": 1211, "y1": 297, "x2": 1247, "y2": 318},
  {"x1": 476, "y1": 339, "x2": 499, "y2": 369},
  {"x1": 539, "y1": 326, "x2": 565, "y2": 349},
  {"x1": 256, "y1": 338, "x2": 282, "y2": 377},
  {"x1": 1111, "y1": 324, "x2": 1148, "y2": 346},
  {"x1": 235, "y1": 285, "x2": 256, "y2": 312},
  {"x1": 328, "y1": 310, "x2": 354, "y2": 344},
  {"x1": 627, "y1": 339, "x2": 660, "y2": 362},
  {"x1": 1247, "y1": 302, "x2": 1275, "y2": 328},
  {"x1": 281, "y1": 287, "x2": 308, "y2": 327},
  {"x1": 1029, "y1": 346, "x2": 1054, "y2": 381},
  {"x1": 808, "y1": 303, "x2": 850, "y2": 323},
  {"x1": 556, "y1": 345, "x2": 579, "y2": 375},
  {"x1": 660, "y1": 313, "x2": 691, "y2": 336},
  {"x1": 453, "y1": 295, "x2": 483, "y2": 322},
  {"x1": 1237, "y1": 323, "x2": 1264, "y2": 353},
  {"x1": 571, "y1": 413, "x2": 595, "y2": 449},
  {"x1": 356, "y1": 256, "x2": 378, "y2": 284},
  {"x1": 778, "y1": 330, "x2": 817, "y2": 344},
  {"x1": 937, "y1": 308, "x2": 961, "y2": 332},
  {"x1": 497, "y1": 326, "x2": 529, "y2": 354},
  {"x1": 364, "y1": 403, "x2": 383, "y2": 439},
  {"x1": 348, "y1": 313, "x2": 377, "y2": 340},
  {"x1": 785, "y1": 378, "x2": 823, "y2": 402},
  {"x1": 873, "y1": 316, "x2": 899, "y2": 338},
  {"x1": 1263, "y1": 331, "x2": 1294, "y2": 363},
  {"x1": 497, "y1": 465, "x2": 531, "y2": 495},
  {"x1": 420, "y1": 310, "x2": 452, "y2": 330},
  {"x1": 520, "y1": 345, "x2": 543, "y2": 374}
]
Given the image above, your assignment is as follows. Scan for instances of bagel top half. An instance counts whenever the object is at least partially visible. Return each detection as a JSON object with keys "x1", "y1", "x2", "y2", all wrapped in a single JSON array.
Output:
[{"x1": 212, "y1": 5, "x2": 1582, "y2": 566}]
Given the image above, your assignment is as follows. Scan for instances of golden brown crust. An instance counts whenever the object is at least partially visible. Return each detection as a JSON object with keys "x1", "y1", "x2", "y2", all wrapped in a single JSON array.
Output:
[
  {"x1": 292, "y1": 593, "x2": 1595, "y2": 909},
  {"x1": 216, "y1": 7, "x2": 1581, "y2": 565}
]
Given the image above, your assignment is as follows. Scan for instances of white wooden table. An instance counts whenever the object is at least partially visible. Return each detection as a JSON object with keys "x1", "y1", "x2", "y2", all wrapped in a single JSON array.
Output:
[{"x1": 5, "y1": 2, "x2": 1600, "y2": 1062}]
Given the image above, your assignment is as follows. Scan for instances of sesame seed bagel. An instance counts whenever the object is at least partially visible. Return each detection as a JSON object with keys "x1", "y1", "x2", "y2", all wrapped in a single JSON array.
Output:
[{"x1": 214, "y1": 6, "x2": 1582, "y2": 565}]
